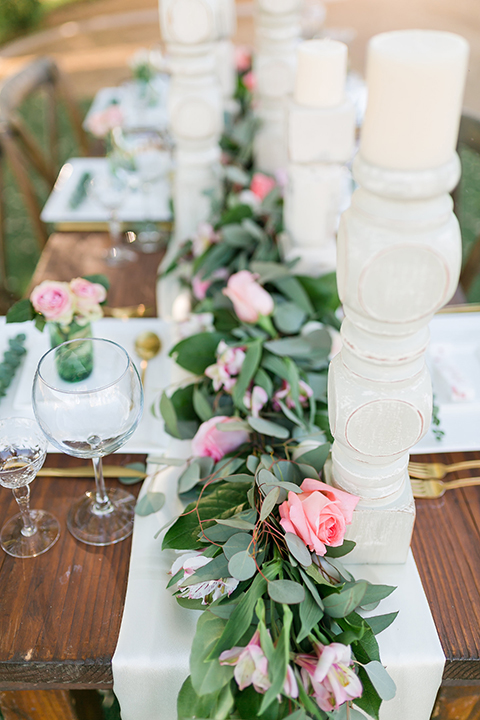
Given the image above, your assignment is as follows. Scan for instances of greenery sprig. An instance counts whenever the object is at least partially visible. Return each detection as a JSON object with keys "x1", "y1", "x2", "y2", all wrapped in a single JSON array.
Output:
[{"x1": 0, "y1": 334, "x2": 27, "y2": 400}]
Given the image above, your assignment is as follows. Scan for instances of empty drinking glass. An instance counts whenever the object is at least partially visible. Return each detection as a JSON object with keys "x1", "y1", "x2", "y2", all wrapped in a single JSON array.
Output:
[
  {"x1": 33, "y1": 339, "x2": 143, "y2": 546},
  {"x1": 0, "y1": 418, "x2": 60, "y2": 558}
]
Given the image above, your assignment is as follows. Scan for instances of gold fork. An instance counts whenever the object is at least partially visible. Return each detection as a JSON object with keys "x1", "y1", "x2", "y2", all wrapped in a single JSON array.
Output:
[
  {"x1": 408, "y1": 459, "x2": 480, "y2": 479},
  {"x1": 411, "y1": 476, "x2": 480, "y2": 498}
]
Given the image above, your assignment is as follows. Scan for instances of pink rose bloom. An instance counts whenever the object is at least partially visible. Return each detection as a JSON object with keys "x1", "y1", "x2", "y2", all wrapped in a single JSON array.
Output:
[
  {"x1": 220, "y1": 630, "x2": 298, "y2": 698},
  {"x1": 30, "y1": 281, "x2": 74, "y2": 325},
  {"x1": 296, "y1": 642, "x2": 362, "y2": 712},
  {"x1": 191, "y1": 416, "x2": 250, "y2": 462},
  {"x1": 250, "y1": 173, "x2": 276, "y2": 201},
  {"x1": 70, "y1": 278, "x2": 106, "y2": 307},
  {"x1": 223, "y1": 270, "x2": 274, "y2": 323},
  {"x1": 279, "y1": 479, "x2": 359, "y2": 556},
  {"x1": 85, "y1": 105, "x2": 123, "y2": 138},
  {"x1": 235, "y1": 45, "x2": 252, "y2": 72},
  {"x1": 242, "y1": 70, "x2": 257, "y2": 93}
]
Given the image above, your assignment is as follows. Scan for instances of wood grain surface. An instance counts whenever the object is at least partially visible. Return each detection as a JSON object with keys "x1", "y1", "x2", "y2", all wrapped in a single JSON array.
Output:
[
  {"x1": 28, "y1": 232, "x2": 164, "y2": 313},
  {"x1": 0, "y1": 454, "x2": 143, "y2": 690},
  {"x1": 411, "y1": 451, "x2": 480, "y2": 683}
]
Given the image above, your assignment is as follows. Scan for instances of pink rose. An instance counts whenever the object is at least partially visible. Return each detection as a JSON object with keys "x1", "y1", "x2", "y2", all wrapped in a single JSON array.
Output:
[
  {"x1": 30, "y1": 281, "x2": 74, "y2": 325},
  {"x1": 279, "y1": 479, "x2": 359, "y2": 556},
  {"x1": 235, "y1": 45, "x2": 252, "y2": 72},
  {"x1": 296, "y1": 642, "x2": 362, "y2": 712},
  {"x1": 250, "y1": 173, "x2": 276, "y2": 201},
  {"x1": 85, "y1": 105, "x2": 123, "y2": 138},
  {"x1": 191, "y1": 416, "x2": 250, "y2": 462},
  {"x1": 70, "y1": 278, "x2": 107, "y2": 307},
  {"x1": 242, "y1": 70, "x2": 257, "y2": 93},
  {"x1": 223, "y1": 271, "x2": 274, "y2": 323}
]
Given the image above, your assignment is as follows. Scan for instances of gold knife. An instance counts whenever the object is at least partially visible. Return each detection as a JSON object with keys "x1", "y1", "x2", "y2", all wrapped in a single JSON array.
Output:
[{"x1": 37, "y1": 466, "x2": 148, "y2": 478}]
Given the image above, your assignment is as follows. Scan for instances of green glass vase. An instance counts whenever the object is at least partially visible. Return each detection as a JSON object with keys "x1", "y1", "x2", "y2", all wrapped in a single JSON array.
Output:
[{"x1": 47, "y1": 320, "x2": 94, "y2": 383}]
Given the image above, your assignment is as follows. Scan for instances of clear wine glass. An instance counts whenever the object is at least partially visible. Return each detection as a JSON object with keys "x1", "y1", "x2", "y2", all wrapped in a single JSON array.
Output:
[
  {"x1": 87, "y1": 165, "x2": 137, "y2": 265},
  {"x1": 0, "y1": 417, "x2": 60, "y2": 558},
  {"x1": 32, "y1": 339, "x2": 144, "y2": 546}
]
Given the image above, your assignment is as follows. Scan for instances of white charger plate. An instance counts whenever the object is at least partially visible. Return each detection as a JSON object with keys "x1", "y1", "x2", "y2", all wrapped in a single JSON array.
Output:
[
  {"x1": 413, "y1": 312, "x2": 480, "y2": 454},
  {"x1": 0, "y1": 317, "x2": 172, "y2": 454}
]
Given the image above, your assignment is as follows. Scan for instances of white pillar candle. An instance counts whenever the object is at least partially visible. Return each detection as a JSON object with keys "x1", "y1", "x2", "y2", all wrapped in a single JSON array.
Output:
[
  {"x1": 360, "y1": 30, "x2": 469, "y2": 171},
  {"x1": 294, "y1": 39, "x2": 348, "y2": 108}
]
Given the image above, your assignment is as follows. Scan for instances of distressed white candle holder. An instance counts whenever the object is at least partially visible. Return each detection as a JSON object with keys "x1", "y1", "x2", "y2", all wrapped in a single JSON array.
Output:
[{"x1": 328, "y1": 152, "x2": 462, "y2": 563}]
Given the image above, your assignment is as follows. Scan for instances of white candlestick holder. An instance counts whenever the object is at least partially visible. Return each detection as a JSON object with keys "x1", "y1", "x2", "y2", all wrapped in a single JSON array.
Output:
[{"x1": 328, "y1": 151, "x2": 462, "y2": 563}]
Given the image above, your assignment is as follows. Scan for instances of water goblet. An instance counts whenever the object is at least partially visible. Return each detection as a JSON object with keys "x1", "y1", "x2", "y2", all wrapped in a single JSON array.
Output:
[
  {"x1": 87, "y1": 165, "x2": 137, "y2": 265},
  {"x1": 0, "y1": 417, "x2": 60, "y2": 558},
  {"x1": 33, "y1": 338, "x2": 143, "y2": 546}
]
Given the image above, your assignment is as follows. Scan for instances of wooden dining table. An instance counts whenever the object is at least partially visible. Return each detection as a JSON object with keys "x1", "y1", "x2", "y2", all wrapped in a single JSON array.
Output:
[{"x1": 0, "y1": 231, "x2": 479, "y2": 720}]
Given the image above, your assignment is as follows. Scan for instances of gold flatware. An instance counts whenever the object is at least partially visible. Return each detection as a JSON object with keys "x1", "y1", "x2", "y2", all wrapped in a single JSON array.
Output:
[
  {"x1": 411, "y1": 476, "x2": 480, "y2": 499},
  {"x1": 408, "y1": 459, "x2": 480, "y2": 479},
  {"x1": 37, "y1": 466, "x2": 147, "y2": 478},
  {"x1": 134, "y1": 331, "x2": 162, "y2": 385}
]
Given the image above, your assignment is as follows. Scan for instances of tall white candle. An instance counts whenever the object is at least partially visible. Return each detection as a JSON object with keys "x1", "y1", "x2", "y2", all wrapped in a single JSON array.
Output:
[
  {"x1": 360, "y1": 30, "x2": 469, "y2": 171},
  {"x1": 294, "y1": 39, "x2": 348, "y2": 108}
]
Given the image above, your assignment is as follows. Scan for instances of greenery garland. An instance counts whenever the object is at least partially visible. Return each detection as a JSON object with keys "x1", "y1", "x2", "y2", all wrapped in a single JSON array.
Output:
[{"x1": 155, "y1": 62, "x2": 397, "y2": 720}]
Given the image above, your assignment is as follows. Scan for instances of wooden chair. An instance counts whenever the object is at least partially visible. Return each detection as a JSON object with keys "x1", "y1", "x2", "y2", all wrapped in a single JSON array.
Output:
[
  {"x1": 455, "y1": 112, "x2": 480, "y2": 295},
  {"x1": 0, "y1": 56, "x2": 89, "y2": 301}
]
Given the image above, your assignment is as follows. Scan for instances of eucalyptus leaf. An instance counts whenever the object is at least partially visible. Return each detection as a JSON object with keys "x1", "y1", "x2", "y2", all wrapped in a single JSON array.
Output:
[
  {"x1": 250, "y1": 261, "x2": 290, "y2": 282},
  {"x1": 232, "y1": 339, "x2": 263, "y2": 411},
  {"x1": 264, "y1": 336, "x2": 313, "y2": 358},
  {"x1": 214, "y1": 457, "x2": 244, "y2": 478},
  {"x1": 246, "y1": 455, "x2": 259, "y2": 473},
  {"x1": 223, "y1": 532, "x2": 253, "y2": 560},
  {"x1": 334, "y1": 705, "x2": 369, "y2": 720},
  {"x1": 190, "y1": 613, "x2": 234, "y2": 696},
  {"x1": 178, "y1": 462, "x2": 201, "y2": 494},
  {"x1": 295, "y1": 443, "x2": 330, "y2": 473},
  {"x1": 180, "y1": 555, "x2": 230, "y2": 587},
  {"x1": 222, "y1": 224, "x2": 253, "y2": 248},
  {"x1": 273, "y1": 302, "x2": 306, "y2": 334},
  {"x1": 366, "y1": 611, "x2": 399, "y2": 635},
  {"x1": 277, "y1": 399, "x2": 306, "y2": 429},
  {"x1": 260, "y1": 486, "x2": 281, "y2": 521},
  {"x1": 298, "y1": 587, "x2": 324, "y2": 643},
  {"x1": 170, "y1": 332, "x2": 225, "y2": 375},
  {"x1": 268, "y1": 579, "x2": 305, "y2": 605},
  {"x1": 359, "y1": 582, "x2": 396, "y2": 606},
  {"x1": 118, "y1": 462, "x2": 146, "y2": 484},
  {"x1": 323, "y1": 580, "x2": 369, "y2": 618},
  {"x1": 228, "y1": 550, "x2": 257, "y2": 581},
  {"x1": 284, "y1": 533, "x2": 312, "y2": 566},
  {"x1": 135, "y1": 491, "x2": 165, "y2": 516},
  {"x1": 223, "y1": 164, "x2": 250, "y2": 186},
  {"x1": 222, "y1": 473, "x2": 253, "y2": 483},
  {"x1": 215, "y1": 420, "x2": 250, "y2": 432},
  {"x1": 247, "y1": 416, "x2": 289, "y2": 439},
  {"x1": 215, "y1": 517, "x2": 256, "y2": 530},
  {"x1": 193, "y1": 387, "x2": 213, "y2": 422},
  {"x1": 160, "y1": 391, "x2": 180, "y2": 439},
  {"x1": 325, "y1": 539, "x2": 356, "y2": 558},
  {"x1": 363, "y1": 661, "x2": 397, "y2": 701}
]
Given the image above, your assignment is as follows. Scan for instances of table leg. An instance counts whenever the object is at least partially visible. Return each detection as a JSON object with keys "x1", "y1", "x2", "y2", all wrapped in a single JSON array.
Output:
[{"x1": 0, "y1": 690, "x2": 94, "y2": 720}]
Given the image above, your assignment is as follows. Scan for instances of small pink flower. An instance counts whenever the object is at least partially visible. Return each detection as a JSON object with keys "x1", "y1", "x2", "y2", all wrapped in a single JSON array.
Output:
[
  {"x1": 205, "y1": 341, "x2": 246, "y2": 393},
  {"x1": 250, "y1": 173, "x2": 276, "y2": 201},
  {"x1": 192, "y1": 275, "x2": 211, "y2": 301},
  {"x1": 85, "y1": 105, "x2": 123, "y2": 138},
  {"x1": 242, "y1": 70, "x2": 257, "y2": 93},
  {"x1": 273, "y1": 380, "x2": 313, "y2": 411},
  {"x1": 192, "y1": 223, "x2": 220, "y2": 258},
  {"x1": 279, "y1": 479, "x2": 359, "y2": 556},
  {"x1": 244, "y1": 385, "x2": 268, "y2": 418},
  {"x1": 296, "y1": 642, "x2": 362, "y2": 712},
  {"x1": 191, "y1": 416, "x2": 249, "y2": 462},
  {"x1": 170, "y1": 551, "x2": 239, "y2": 605},
  {"x1": 220, "y1": 630, "x2": 298, "y2": 698},
  {"x1": 235, "y1": 45, "x2": 252, "y2": 72},
  {"x1": 30, "y1": 281, "x2": 74, "y2": 325},
  {"x1": 223, "y1": 271, "x2": 274, "y2": 323}
]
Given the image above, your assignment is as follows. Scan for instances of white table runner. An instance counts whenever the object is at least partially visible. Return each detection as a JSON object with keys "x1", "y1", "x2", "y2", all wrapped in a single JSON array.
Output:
[{"x1": 113, "y1": 458, "x2": 445, "y2": 720}]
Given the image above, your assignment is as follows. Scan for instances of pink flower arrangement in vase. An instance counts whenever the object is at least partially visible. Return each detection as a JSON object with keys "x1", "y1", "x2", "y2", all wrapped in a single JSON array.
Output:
[{"x1": 7, "y1": 275, "x2": 109, "y2": 382}]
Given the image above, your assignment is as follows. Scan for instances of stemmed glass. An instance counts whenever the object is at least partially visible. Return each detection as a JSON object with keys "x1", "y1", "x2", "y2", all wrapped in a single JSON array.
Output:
[
  {"x1": 0, "y1": 417, "x2": 60, "y2": 558},
  {"x1": 33, "y1": 339, "x2": 143, "y2": 546},
  {"x1": 87, "y1": 165, "x2": 137, "y2": 265}
]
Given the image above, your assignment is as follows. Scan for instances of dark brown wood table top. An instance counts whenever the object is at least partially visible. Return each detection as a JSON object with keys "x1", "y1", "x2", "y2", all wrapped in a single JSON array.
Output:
[
  {"x1": 0, "y1": 453, "x2": 143, "y2": 690},
  {"x1": 411, "y1": 450, "x2": 480, "y2": 685},
  {"x1": 28, "y1": 232, "x2": 164, "y2": 314}
]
